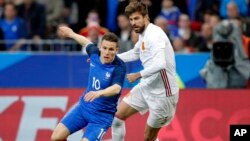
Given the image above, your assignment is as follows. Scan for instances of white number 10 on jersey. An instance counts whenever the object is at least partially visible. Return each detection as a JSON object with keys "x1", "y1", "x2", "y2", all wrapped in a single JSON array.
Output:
[{"x1": 92, "y1": 77, "x2": 100, "y2": 90}]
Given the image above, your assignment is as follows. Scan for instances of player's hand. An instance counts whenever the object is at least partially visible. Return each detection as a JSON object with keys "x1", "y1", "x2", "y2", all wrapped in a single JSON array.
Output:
[
  {"x1": 58, "y1": 26, "x2": 74, "y2": 38},
  {"x1": 127, "y1": 72, "x2": 141, "y2": 83},
  {"x1": 84, "y1": 91, "x2": 101, "y2": 102}
]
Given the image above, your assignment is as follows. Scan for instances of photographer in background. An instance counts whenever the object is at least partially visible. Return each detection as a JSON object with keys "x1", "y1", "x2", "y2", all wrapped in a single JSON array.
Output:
[{"x1": 200, "y1": 20, "x2": 250, "y2": 88}]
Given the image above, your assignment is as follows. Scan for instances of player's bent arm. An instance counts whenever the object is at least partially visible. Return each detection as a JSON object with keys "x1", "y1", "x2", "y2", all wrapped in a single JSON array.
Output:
[
  {"x1": 118, "y1": 49, "x2": 139, "y2": 62},
  {"x1": 117, "y1": 41, "x2": 140, "y2": 62},
  {"x1": 58, "y1": 26, "x2": 91, "y2": 47},
  {"x1": 98, "y1": 84, "x2": 122, "y2": 97},
  {"x1": 84, "y1": 84, "x2": 122, "y2": 102}
]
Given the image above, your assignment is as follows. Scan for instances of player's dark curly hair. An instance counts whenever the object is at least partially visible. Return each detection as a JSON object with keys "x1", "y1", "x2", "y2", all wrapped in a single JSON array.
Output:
[{"x1": 125, "y1": 1, "x2": 148, "y2": 17}]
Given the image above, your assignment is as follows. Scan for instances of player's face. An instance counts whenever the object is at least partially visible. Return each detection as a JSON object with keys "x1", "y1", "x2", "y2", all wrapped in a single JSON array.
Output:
[
  {"x1": 129, "y1": 12, "x2": 147, "y2": 33},
  {"x1": 99, "y1": 40, "x2": 118, "y2": 64}
]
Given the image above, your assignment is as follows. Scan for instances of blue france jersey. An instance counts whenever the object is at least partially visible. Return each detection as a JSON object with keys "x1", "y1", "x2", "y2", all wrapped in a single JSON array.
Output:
[{"x1": 80, "y1": 44, "x2": 126, "y2": 115}]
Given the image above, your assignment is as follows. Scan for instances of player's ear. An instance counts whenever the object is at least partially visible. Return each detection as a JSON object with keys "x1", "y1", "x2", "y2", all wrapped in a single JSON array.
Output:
[
  {"x1": 144, "y1": 15, "x2": 149, "y2": 22},
  {"x1": 116, "y1": 46, "x2": 119, "y2": 53}
]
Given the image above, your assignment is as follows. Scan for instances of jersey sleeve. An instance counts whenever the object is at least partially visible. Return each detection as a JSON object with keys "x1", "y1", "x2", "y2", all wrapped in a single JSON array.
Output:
[
  {"x1": 111, "y1": 63, "x2": 126, "y2": 87},
  {"x1": 140, "y1": 35, "x2": 167, "y2": 78},
  {"x1": 86, "y1": 44, "x2": 99, "y2": 57},
  {"x1": 117, "y1": 41, "x2": 140, "y2": 62}
]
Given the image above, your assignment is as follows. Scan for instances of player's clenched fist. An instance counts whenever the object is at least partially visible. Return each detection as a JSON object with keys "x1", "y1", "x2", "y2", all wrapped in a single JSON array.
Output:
[
  {"x1": 127, "y1": 72, "x2": 141, "y2": 83},
  {"x1": 58, "y1": 26, "x2": 74, "y2": 38}
]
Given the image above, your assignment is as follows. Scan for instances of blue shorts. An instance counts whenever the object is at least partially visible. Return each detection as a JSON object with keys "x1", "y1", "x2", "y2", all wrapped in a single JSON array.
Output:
[{"x1": 61, "y1": 103, "x2": 113, "y2": 141}]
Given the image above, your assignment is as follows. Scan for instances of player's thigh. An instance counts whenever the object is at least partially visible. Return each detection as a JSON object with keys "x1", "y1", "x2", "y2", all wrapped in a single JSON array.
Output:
[
  {"x1": 51, "y1": 123, "x2": 70, "y2": 140},
  {"x1": 117, "y1": 89, "x2": 148, "y2": 119},
  {"x1": 115, "y1": 98, "x2": 138, "y2": 119},
  {"x1": 83, "y1": 123, "x2": 108, "y2": 141},
  {"x1": 147, "y1": 93, "x2": 179, "y2": 128},
  {"x1": 61, "y1": 103, "x2": 88, "y2": 134}
]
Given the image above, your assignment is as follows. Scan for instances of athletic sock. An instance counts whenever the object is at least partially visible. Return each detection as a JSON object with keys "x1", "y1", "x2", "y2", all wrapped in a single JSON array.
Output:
[{"x1": 111, "y1": 117, "x2": 126, "y2": 141}]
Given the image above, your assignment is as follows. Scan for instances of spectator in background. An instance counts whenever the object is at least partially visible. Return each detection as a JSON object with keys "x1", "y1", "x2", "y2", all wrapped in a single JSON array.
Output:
[
  {"x1": 186, "y1": 0, "x2": 219, "y2": 22},
  {"x1": 158, "y1": 0, "x2": 181, "y2": 38},
  {"x1": 62, "y1": 0, "x2": 78, "y2": 31},
  {"x1": 202, "y1": 10, "x2": 215, "y2": 23},
  {"x1": 81, "y1": 21, "x2": 103, "y2": 54},
  {"x1": 202, "y1": 11, "x2": 220, "y2": 34},
  {"x1": 220, "y1": 0, "x2": 248, "y2": 18},
  {"x1": 116, "y1": 13, "x2": 133, "y2": 53},
  {"x1": 196, "y1": 0, "x2": 220, "y2": 21},
  {"x1": 198, "y1": 23, "x2": 213, "y2": 52},
  {"x1": 75, "y1": 0, "x2": 107, "y2": 32},
  {"x1": 79, "y1": 10, "x2": 109, "y2": 38},
  {"x1": 154, "y1": 16, "x2": 171, "y2": 39},
  {"x1": 17, "y1": 0, "x2": 46, "y2": 40},
  {"x1": 208, "y1": 13, "x2": 221, "y2": 27},
  {"x1": 177, "y1": 14, "x2": 202, "y2": 52},
  {"x1": 117, "y1": 14, "x2": 131, "y2": 40},
  {"x1": 141, "y1": 0, "x2": 162, "y2": 22},
  {"x1": 0, "y1": 0, "x2": 5, "y2": 19},
  {"x1": 0, "y1": 2, "x2": 27, "y2": 51},
  {"x1": 226, "y1": 1, "x2": 241, "y2": 20},
  {"x1": 172, "y1": 37, "x2": 189, "y2": 53},
  {"x1": 87, "y1": 22, "x2": 102, "y2": 45},
  {"x1": 36, "y1": 0, "x2": 64, "y2": 39}
]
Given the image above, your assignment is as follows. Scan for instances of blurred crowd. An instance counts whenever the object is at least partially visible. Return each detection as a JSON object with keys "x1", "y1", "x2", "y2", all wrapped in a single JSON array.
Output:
[{"x1": 0, "y1": 0, "x2": 249, "y2": 55}]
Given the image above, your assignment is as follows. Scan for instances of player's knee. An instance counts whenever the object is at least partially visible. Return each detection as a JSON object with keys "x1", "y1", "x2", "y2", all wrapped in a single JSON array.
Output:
[
  {"x1": 112, "y1": 116, "x2": 125, "y2": 127},
  {"x1": 51, "y1": 132, "x2": 65, "y2": 141},
  {"x1": 115, "y1": 114, "x2": 127, "y2": 121}
]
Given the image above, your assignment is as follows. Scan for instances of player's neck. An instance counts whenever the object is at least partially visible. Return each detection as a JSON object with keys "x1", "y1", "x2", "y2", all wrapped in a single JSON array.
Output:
[
  {"x1": 141, "y1": 22, "x2": 150, "y2": 35},
  {"x1": 145, "y1": 21, "x2": 150, "y2": 28}
]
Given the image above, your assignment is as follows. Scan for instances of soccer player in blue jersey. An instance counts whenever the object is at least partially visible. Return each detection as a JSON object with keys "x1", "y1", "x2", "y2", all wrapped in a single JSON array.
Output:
[{"x1": 51, "y1": 26, "x2": 126, "y2": 141}]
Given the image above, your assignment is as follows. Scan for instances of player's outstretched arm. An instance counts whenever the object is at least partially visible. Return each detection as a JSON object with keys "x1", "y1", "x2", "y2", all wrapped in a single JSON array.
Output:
[{"x1": 58, "y1": 25, "x2": 91, "y2": 47}]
